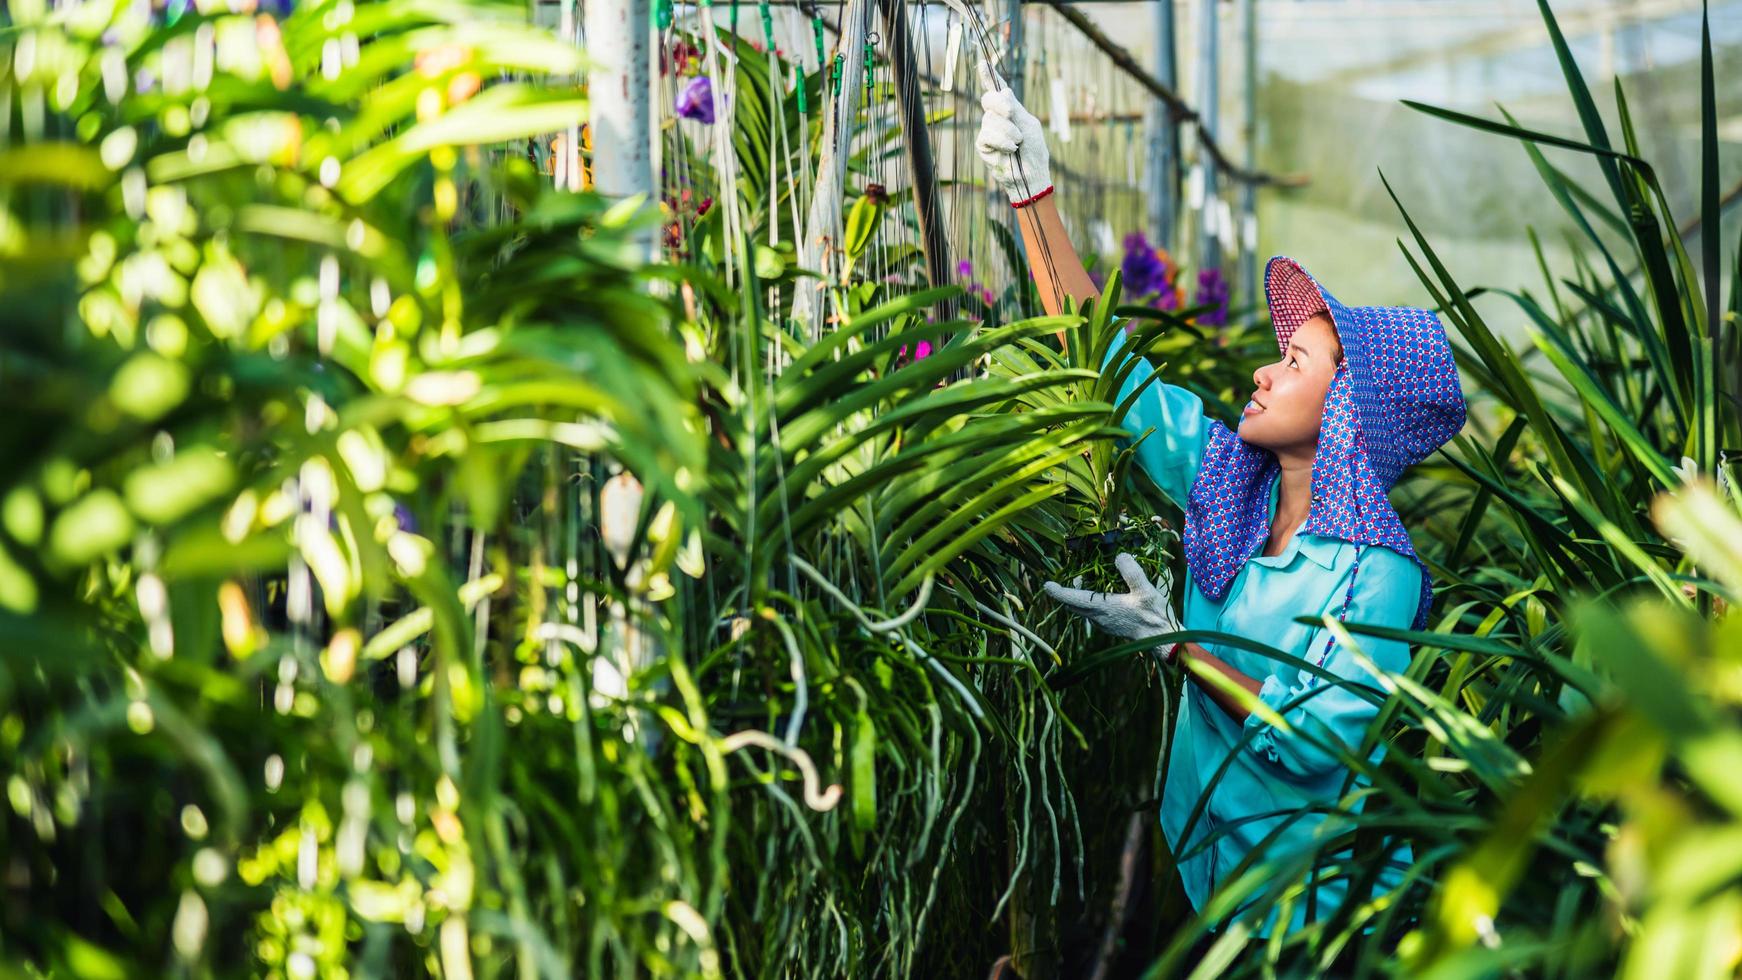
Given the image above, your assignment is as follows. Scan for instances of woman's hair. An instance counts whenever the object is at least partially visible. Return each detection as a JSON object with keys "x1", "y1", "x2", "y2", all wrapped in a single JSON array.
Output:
[{"x1": 1306, "y1": 308, "x2": 1347, "y2": 363}]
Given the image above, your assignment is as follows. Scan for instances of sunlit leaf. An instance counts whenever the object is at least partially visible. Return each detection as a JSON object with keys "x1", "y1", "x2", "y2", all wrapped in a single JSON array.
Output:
[
  {"x1": 47, "y1": 489, "x2": 133, "y2": 566},
  {"x1": 124, "y1": 448, "x2": 237, "y2": 525}
]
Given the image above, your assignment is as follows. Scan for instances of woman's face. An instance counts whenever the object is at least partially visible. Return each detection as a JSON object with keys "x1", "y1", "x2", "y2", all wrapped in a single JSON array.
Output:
[{"x1": 1236, "y1": 313, "x2": 1343, "y2": 452}]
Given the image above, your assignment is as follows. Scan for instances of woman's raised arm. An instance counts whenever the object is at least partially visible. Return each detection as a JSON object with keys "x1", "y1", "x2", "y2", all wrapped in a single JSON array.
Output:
[
  {"x1": 974, "y1": 59, "x2": 1207, "y2": 505},
  {"x1": 1014, "y1": 195, "x2": 1100, "y2": 317},
  {"x1": 973, "y1": 62, "x2": 1098, "y2": 319}
]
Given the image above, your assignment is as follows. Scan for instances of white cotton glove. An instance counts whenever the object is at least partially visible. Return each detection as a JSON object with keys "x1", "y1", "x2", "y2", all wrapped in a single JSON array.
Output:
[
  {"x1": 1042, "y1": 553, "x2": 1183, "y2": 661},
  {"x1": 974, "y1": 60, "x2": 1052, "y2": 207}
]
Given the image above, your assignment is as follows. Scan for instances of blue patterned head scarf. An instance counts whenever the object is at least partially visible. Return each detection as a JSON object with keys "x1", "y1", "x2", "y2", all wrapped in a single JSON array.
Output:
[{"x1": 1182, "y1": 256, "x2": 1467, "y2": 630}]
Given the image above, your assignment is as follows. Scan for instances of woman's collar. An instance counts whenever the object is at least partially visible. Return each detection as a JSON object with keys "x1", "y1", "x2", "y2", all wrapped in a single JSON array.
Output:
[
  {"x1": 1249, "y1": 531, "x2": 1342, "y2": 570},
  {"x1": 1296, "y1": 534, "x2": 1344, "y2": 570}
]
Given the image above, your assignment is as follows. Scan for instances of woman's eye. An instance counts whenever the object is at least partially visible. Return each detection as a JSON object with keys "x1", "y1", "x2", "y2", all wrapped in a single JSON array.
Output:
[{"x1": 1287, "y1": 356, "x2": 1298, "y2": 368}]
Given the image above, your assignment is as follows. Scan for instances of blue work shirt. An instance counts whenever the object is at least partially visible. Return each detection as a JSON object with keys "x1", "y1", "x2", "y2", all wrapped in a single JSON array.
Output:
[{"x1": 1103, "y1": 333, "x2": 1419, "y2": 938}]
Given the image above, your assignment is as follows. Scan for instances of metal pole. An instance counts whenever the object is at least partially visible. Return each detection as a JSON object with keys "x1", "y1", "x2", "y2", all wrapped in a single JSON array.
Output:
[
  {"x1": 1239, "y1": 0, "x2": 1257, "y2": 304},
  {"x1": 877, "y1": 0, "x2": 952, "y2": 288},
  {"x1": 586, "y1": 0, "x2": 655, "y2": 257},
  {"x1": 1147, "y1": 0, "x2": 1178, "y2": 250},
  {"x1": 1194, "y1": 0, "x2": 1219, "y2": 273}
]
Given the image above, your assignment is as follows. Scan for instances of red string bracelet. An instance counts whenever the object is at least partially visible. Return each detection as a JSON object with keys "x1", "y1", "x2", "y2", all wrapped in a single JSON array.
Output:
[{"x1": 1011, "y1": 185, "x2": 1054, "y2": 209}]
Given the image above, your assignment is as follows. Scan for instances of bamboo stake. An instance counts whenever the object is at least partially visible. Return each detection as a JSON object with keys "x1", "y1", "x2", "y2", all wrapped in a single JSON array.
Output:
[{"x1": 792, "y1": 0, "x2": 873, "y2": 333}]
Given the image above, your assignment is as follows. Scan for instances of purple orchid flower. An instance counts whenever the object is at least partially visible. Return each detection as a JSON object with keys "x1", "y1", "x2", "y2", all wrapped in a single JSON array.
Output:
[
  {"x1": 676, "y1": 76, "x2": 715, "y2": 124},
  {"x1": 1194, "y1": 267, "x2": 1230, "y2": 326},
  {"x1": 1120, "y1": 232, "x2": 1166, "y2": 298},
  {"x1": 1121, "y1": 231, "x2": 1185, "y2": 310}
]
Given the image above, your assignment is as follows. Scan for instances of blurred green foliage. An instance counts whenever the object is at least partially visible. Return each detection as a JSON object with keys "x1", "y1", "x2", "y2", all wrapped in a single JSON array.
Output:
[{"x1": 1, "y1": 0, "x2": 1740, "y2": 978}]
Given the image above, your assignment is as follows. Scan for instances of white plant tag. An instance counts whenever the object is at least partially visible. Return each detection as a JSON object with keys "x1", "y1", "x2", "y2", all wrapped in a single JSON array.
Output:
[
  {"x1": 1186, "y1": 163, "x2": 1205, "y2": 208},
  {"x1": 941, "y1": 20, "x2": 963, "y2": 93},
  {"x1": 1049, "y1": 73, "x2": 1070, "y2": 142},
  {"x1": 1093, "y1": 218, "x2": 1115, "y2": 256},
  {"x1": 1242, "y1": 212, "x2": 1258, "y2": 250}
]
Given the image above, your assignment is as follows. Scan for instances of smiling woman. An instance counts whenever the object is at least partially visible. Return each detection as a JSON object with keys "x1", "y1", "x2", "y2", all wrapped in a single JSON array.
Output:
[
  {"x1": 1238, "y1": 314, "x2": 1344, "y2": 438},
  {"x1": 978, "y1": 61, "x2": 1472, "y2": 943},
  {"x1": 1058, "y1": 259, "x2": 1465, "y2": 939},
  {"x1": 1236, "y1": 311, "x2": 1347, "y2": 556}
]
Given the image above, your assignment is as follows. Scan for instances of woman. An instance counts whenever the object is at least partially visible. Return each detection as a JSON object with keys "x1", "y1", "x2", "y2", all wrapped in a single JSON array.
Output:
[{"x1": 974, "y1": 65, "x2": 1468, "y2": 938}]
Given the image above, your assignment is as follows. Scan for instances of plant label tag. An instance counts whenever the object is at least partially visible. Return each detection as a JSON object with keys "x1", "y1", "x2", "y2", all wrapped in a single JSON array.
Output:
[
  {"x1": 1049, "y1": 73, "x2": 1070, "y2": 142},
  {"x1": 941, "y1": 21, "x2": 963, "y2": 92}
]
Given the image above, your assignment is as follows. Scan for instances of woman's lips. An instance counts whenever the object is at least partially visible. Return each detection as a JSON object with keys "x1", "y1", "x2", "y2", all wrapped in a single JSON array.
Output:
[{"x1": 1242, "y1": 399, "x2": 1264, "y2": 417}]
